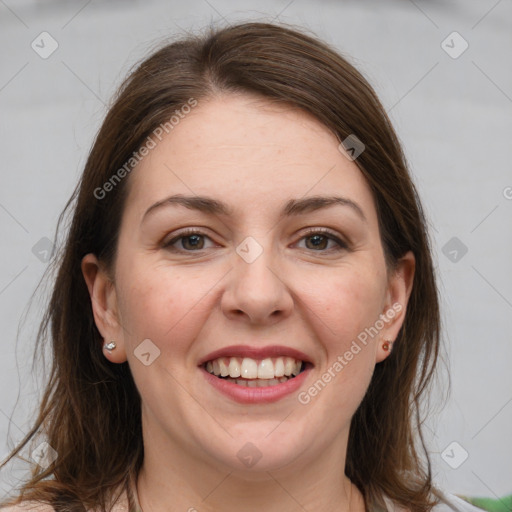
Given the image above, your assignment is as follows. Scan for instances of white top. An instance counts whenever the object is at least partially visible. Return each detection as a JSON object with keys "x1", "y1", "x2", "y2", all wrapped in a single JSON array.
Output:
[
  {"x1": 1, "y1": 488, "x2": 485, "y2": 511},
  {"x1": 383, "y1": 490, "x2": 484, "y2": 512}
]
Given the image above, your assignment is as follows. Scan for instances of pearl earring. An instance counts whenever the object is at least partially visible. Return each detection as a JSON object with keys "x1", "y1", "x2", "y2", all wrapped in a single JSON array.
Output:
[{"x1": 104, "y1": 341, "x2": 117, "y2": 351}]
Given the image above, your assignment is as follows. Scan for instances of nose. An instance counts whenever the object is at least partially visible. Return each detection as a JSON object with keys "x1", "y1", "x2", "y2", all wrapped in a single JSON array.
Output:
[{"x1": 221, "y1": 239, "x2": 294, "y2": 325}]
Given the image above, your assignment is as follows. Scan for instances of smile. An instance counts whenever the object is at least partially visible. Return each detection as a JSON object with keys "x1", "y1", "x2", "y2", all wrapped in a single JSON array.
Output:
[{"x1": 204, "y1": 356, "x2": 304, "y2": 387}]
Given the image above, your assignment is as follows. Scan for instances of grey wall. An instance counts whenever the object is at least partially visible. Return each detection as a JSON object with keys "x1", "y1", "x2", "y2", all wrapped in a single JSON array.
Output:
[{"x1": 1, "y1": 0, "x2": 511, "y2": 500}]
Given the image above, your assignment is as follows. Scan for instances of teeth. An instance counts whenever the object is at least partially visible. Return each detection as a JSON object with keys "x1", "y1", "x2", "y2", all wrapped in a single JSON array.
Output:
[
  {"x1": 225, "y1": 376, "x2": 290, "y2": 387},
  {"x1": 218, "y1": 358, "x2": 230, "y2": 377},
  {"x1": 257, "y1": 358, "x2": 274, "y2": 379},
  {"x1": 205, "y1": 356, "x2": 304, "y2": 380},
  {"x1": 228, "y1": 357, "x2": 241, "y2": 378},
  {"x1": 274, "y1": 357, "x2": 285, "y2": 377},
  {"x1": 284, "y1": 357, "x2": 294, "y2": 376},
  {"x1": 241, "y1": 358, "x2": 258, "y2": 379}
]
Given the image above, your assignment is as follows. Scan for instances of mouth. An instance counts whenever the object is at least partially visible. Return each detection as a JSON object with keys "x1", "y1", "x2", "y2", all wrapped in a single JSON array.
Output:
[
  {"x1": 199, "y1": 346, "x2": 314, "y2": 404},
  {"x1": 202, "y1": 356, "x2": 310, "y2": 387}
]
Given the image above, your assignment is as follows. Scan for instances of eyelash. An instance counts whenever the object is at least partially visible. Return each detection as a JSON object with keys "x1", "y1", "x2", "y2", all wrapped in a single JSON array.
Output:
[{"x1": 163, "y1": 228, "x2": 348, "y2": 254}]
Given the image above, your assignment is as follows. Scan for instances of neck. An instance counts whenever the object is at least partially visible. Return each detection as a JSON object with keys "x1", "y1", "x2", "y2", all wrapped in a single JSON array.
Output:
[
  {"x1": 134, "y1": 471, "x2": 364, "y2": 512},
  {"x1": 133, "y1": 425, "x2": 365, "y2": 512}
]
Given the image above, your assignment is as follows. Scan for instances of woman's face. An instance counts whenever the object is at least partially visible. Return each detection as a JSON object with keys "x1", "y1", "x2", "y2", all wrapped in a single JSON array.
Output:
[{"x1": 83, "y1": 93, "x2": 413, "y2": 476}]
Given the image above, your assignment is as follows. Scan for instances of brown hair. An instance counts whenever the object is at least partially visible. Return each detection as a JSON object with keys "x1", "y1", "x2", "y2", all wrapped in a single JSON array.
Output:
[{"x1": 1, "y1": 21, "x2": 442, "y2": 512}]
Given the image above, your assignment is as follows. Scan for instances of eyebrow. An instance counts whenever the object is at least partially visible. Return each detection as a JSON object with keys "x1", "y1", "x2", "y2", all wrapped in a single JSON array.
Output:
[{"x1": 141, "y1": 194, "x2": 367, "y2": 224}]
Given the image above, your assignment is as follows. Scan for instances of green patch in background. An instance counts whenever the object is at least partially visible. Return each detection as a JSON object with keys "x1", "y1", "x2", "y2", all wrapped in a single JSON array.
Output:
[{"x1": 457, "y1": 494, "x2": 512, "y2": 512}]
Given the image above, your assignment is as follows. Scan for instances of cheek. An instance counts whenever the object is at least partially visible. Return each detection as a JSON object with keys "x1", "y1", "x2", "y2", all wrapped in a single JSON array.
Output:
[
  {"x1": 297, "y1": 267, "x2": 386, "y2": 440},
  {"x1": 311, "y1": 265, "x2": 386, "y2": 347},
  {"x1": 115, "y1": 262, "x2": 214, "y2": 355}
]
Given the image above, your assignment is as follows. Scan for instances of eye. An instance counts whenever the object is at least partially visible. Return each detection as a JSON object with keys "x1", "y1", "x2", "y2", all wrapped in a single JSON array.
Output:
[
  {"x1": 296, "y1": 228, "x2": 348, "y2": 252},
  {"x1": 163, "y1": 229, "x2": 215, "y2": 252},
  {"x1": 163, "y1": 228, "x2": 348, "y2": 254}
]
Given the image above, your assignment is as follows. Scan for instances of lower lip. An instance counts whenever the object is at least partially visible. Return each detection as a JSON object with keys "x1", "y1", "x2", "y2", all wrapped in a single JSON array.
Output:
[{"x1": 201, "y1": 366, "x2": 312, "y2": 404}]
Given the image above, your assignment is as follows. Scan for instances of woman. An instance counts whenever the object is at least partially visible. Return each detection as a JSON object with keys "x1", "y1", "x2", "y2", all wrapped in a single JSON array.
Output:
[{"x1": 0, "y1": 21, "x2": 484, "y2": 512}]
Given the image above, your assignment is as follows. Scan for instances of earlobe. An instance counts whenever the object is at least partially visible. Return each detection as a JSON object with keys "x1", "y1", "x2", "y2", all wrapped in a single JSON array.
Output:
[
  {"x1": 376, "y1": 338, "x2": 395, "y2": 363},
  {"x1": 81, "y1": 253, "x2": 127, "y2": 363}
]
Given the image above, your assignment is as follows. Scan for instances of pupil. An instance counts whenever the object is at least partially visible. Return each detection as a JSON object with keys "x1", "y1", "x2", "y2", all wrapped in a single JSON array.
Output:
[
  {"x1": 184, "y1": 235, "x2": 203, "y2": 249},
  {"x1": 308, "y1": 235, "x2": 327, "y2": 250}
]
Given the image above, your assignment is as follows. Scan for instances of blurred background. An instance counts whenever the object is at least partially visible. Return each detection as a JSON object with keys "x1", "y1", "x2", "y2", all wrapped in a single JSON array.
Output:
[{"x1": 0, "y1": 0, "x2": 511, "y2": 503}]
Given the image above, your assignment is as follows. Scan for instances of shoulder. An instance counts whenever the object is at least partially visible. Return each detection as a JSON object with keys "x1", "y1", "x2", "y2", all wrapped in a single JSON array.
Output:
[
  {"x1": 0, "y1": 500, "x2": 130, "y2": 512},
  {"x1": 0, "y1": 502, "x2": 55, "y2": 512},
  {"x1": 0, "y1": 486, "x2": 131, "y2": 512},
  {"x1": 431, "y1": 492, "x2": 486, "y2": 512},
  {"x1": 382, "y1": 490, "x2": 486, "y2": 512}
]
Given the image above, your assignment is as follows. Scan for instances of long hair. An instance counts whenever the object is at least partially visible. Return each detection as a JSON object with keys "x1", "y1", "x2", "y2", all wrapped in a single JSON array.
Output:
[{"x1": 1, "y1": 21, "x2": 442, "y2": 512}]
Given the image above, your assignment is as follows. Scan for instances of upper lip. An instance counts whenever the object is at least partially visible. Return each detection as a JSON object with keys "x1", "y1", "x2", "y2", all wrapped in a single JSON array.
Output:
[{"x1": 198, "y1": 345, "x2": 313, "y2": 366}]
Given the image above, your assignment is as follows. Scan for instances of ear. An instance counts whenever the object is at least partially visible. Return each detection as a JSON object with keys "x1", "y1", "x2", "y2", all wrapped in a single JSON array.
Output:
[
  {"x1": 375, "y1": 250, "x2": 415, "y2": 363},
  {"x1": 81, "y1": 253, "x2": 127, "y2": 363}
]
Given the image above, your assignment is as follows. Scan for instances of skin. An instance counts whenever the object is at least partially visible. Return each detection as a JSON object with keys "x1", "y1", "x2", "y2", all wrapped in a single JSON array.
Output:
[{"x1": 82, "y1": 93, "x2": 415, "y2": 512}]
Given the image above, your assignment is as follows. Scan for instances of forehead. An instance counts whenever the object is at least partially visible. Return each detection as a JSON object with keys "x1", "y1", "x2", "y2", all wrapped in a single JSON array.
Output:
[{"x1": 123, "y1": 93, "x2": 377, "y2": 225}]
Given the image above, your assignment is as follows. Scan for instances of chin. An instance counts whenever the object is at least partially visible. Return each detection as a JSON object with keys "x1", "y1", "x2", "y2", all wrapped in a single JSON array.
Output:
[{"x1": 201, "y1": 433, "x2": 307, "y2": 477}]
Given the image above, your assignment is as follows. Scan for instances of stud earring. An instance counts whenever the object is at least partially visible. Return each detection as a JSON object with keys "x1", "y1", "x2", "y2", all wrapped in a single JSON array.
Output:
[
  {"x1": 104, "y1": 341, "x2": 117, "y2": 351},
  {"x1": 382, "y1": 340, "x2": 393, "y2": 351}
]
